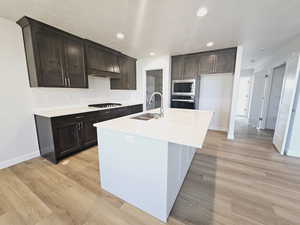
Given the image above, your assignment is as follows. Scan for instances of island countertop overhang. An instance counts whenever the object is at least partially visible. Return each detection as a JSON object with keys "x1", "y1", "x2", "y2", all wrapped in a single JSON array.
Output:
[{"x1": 94, "y1": 108, "x2": 213, "y2": 148}]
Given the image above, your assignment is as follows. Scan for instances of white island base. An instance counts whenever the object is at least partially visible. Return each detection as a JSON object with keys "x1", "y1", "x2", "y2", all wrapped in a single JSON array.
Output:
[
  {"x1": 95, "y1": 109, "x2": 213, "y2": 222},
  {"x1": 98, "y1": 128, "x2": 197, "y2": 222}
]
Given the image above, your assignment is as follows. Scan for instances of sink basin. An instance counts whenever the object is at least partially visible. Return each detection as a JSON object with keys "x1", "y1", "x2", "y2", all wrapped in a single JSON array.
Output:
[{"x1": 131, "y1": 113, "x2": 160, "y2": 121}]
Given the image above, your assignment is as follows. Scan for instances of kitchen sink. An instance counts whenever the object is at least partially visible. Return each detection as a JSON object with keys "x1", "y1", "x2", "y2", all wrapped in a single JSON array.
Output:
[{"x1": 131, "y1": 113, "x2": 160, "y2": 121}]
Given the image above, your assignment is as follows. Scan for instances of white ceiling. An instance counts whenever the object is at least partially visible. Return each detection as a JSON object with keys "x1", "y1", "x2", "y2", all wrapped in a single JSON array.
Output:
[{"x1": 1, "y1": 0, "x2": 300, "y2": 69}]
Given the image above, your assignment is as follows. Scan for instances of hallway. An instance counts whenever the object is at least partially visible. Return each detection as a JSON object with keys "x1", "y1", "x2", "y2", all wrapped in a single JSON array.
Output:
[{"x1": 235, "y1": 117, "x2": 274, "y2": 141}]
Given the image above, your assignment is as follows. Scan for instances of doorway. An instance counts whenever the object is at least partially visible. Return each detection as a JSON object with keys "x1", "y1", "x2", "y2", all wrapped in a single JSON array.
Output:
[
  {"x1": 237, "y1": 76, "x2": 252, "y2": 118},
  {"x1": 235, "y1": 73, "x2": 273, "y2": 140},
  {"x1": 236, "y1": 64, "x2": 287, "y2": 141},
  {"x1": 265, "y1": 64, "x2": 286, "y2": 130},
  {"x1": 146, "y1": 69, "x2": 163, "y2": 110}
]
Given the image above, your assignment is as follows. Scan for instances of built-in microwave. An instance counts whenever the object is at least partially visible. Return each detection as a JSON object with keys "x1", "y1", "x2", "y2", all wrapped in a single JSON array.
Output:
[{"x1": 172, "y1": 79, "x2": 196, "y2": 96}]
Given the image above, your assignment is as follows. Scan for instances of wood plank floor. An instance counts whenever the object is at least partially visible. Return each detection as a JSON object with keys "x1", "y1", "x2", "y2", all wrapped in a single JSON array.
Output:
[{"x1": 1, "y1": 129, "x2": 300, "y2": 225}]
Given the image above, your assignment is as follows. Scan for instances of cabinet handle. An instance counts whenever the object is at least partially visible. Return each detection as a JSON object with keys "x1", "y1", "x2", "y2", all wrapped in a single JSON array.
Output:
[
  {"x1": 214, "y1": 56, "x2": 217, "y2": 73},
  {"x1": 64, "y1": 77, "x2": 68, "y2": 86},
  {"x1": 68, "y1": 77, "x2": 71, "y2": 87}
]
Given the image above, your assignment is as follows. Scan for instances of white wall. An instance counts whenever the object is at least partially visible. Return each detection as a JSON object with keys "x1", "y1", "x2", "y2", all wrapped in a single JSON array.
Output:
[
  {"x1": 0, "y1": 18, "x2": 40, "y2": 169},
  {"x1": 255, "y1": 33, "x2": 300, "y2": 73},
  {"x1": 137, "y1": 56, "x2": 171, "y2": 110},
  {"x1": 287, "y1": 70, "x2": 300, "y2": 157},
  {"x1": 31, "y1": 76, "x2": 143, "y2": 111},
  {"x1": 227, "y1": 45, "x2": 243, "y2": 140},
  {"x1": 237, "y1": 76, "x2": 252, "y2": 117}
]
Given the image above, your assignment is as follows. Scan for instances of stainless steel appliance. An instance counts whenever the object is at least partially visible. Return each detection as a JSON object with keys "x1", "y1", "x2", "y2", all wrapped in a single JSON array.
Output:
[
  {"x1": 171, "y1": 95, "x2": 195, "y2": 109},
  {"x1": 171, "y1": 78, "x2": 201, "y2": 109},
  {"x1": 88, "y1": 103, "x2": 121, "y2": 108},
  {"x1": 172, "y1": 79, "x2": 196, "y2": 96}
]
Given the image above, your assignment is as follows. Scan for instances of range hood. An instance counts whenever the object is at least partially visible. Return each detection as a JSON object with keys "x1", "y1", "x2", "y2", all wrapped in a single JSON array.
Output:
[{"x1": 84, "y1": 39, "x2": 121, "y2": 79}]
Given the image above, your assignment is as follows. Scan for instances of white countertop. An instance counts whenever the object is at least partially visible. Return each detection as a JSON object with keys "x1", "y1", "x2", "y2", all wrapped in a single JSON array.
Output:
[
  {"x1": 34, "y1": 103, "x2": 142, "y2": 118},
  {"x1": 94, "y1": 108, "x2": 213, "y2": 148}
]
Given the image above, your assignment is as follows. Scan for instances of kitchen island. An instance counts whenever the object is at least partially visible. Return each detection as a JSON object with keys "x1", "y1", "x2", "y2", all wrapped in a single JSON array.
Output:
[{"x1": 94, "y1": 108, "x2": 213, "y2": 222}]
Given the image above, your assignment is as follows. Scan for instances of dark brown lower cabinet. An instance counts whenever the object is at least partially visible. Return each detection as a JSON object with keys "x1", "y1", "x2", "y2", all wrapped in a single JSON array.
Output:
[
  {"x1": 35, "y1": 104, "x2": 143, "y2": 164},
  {"x1": 53, "y1": 121, "x2": 81, "y2": 158}
]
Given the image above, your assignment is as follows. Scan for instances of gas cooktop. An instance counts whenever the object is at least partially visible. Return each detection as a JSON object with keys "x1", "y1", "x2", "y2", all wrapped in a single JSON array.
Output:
[{"x1": 88, "y1": 103, "x2": 122, "y2": 108}]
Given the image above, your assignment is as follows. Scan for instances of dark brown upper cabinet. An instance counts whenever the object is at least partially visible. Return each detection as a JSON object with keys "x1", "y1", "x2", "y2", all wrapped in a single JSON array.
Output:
[
  {"x1": 110, "y1": 54, "x2": 137, "y2": 90},
  {"x1": 171, "y1": 55, "x2": 185, "y2": 80},
  {"x1": 199, "y1": 48, "x2": 237, "y2": 74},
  {"x1": 171, "y1": 47, "x2": 237, "y2": 81},
  {"x1": 183, "y1": 54, "x2": 200, "y2": 79},
  {"x1": 84, "y1": 40, "x2": 121, "y2": 78},
  {"x1": 17, "y1": 16, "x2": 88, "y2": 88},
  {"x1": 199, "y1": 53, "x2": 216, "y2": 74},
  {"x1": 64, "y1": 36, "x2": 87, "y2": 88},
  {"x1": 214, "y1": 48, "x2": 236, "y2": 73}
]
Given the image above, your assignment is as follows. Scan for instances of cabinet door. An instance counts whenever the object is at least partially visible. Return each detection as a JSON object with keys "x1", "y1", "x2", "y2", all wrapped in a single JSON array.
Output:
[
  {"x1": 85, "y1": 44, "x2": 106, "y2": 72},
  {"x1": 171, "y1": 56, "x2": 185, "y2": 80},
  {"x1": 64, "y1": 36, "x2": 87, "y2": 88},
  {"x1": 112, "y1": 54, "x2": 121, "y2": 74},
  {"x1": 83, "y1": 115, "x2": 104, "y2": 146},
  {"x1": 199, "y1": 53, "x2": 216, "y2": 74},
  {"x1": 127, "y1": 57, "x2": 137, "y2": 89},
  {"x1": 215, "y1": 49, "x2": 236, "y2": 73},
  {"x1": 110, "y1": 55, "x2": 136, "y2": 90},
  {"x1": 111, "y1": 55, "x2": 128, "y2": 89},
  {"x1": 183, "y1": 54, "x2": 199, "y2": 79},
  {"x1": 102, "y1": 50, "x2": 116, "y2": 73},
  {"x1": 54, "y1": 122, "x2": 80, "y2": 157},
  {"x1": 36, "y1": 29, "x2": 65, "y2": 87}
]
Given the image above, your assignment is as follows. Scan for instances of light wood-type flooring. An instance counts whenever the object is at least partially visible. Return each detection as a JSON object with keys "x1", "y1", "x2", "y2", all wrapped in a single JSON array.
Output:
[{"x1": 1, "y1": 128, "x2": 300, "y2": 225}]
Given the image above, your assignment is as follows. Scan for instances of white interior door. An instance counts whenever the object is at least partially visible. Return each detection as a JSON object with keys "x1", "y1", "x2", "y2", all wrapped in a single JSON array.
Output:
[
  {"x1": 273, "y1": 55, "x2": 300, "y2": 154},
  {"x1": 266, "y1": 65, "x2": 285, "y2": 130},
  {"x1": 249, "y1": 75, "x2": 267, "y2": 128},
  {"x1": 198, "y1": 74, "x2": 233, "y2": 131}
]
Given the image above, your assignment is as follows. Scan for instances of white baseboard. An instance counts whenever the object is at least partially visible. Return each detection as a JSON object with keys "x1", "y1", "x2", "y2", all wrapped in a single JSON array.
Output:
[
  {"x1": 0, "y1": 151, "x2": 40, "y2": 169},
  {"x1": 209, "y1": 126, "x2": 228, "y2": 132},
  {"x1": 286, "y1": 149, "x2": 300, "y2": 158},
  {"x1": 227, "y1": 133, "x2": 235, "y2": 140}
]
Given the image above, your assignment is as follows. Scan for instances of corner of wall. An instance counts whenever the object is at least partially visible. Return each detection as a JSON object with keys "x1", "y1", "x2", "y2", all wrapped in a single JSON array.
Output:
[{"x1": 227, "y1": 45, "x2": 244, "y2": 140}]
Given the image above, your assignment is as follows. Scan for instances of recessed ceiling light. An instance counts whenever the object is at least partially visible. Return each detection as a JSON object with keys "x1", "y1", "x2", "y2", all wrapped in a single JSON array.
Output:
[
  {"x1": 149, "y1": 52, "x2": 156, "y2": 56},
  {"x1": 197, "y1": 7, "x2": 208, "y2": 17},
  {"x1": 206, "y1": 42, "x2": 214, "y2": 47},
  {"x1": 116, "y1": 32, "x2": 125, "y2": 40}
]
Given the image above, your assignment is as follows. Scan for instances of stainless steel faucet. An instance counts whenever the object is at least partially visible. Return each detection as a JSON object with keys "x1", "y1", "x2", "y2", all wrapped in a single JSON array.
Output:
[{"x1": 149, "y1": 92, "x2": 164, "y2": 118}]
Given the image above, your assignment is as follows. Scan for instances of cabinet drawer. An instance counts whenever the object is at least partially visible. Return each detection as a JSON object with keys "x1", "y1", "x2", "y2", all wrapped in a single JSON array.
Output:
[{"x1": 52, "y1": 114, "x2": 86, "y2": 127}]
